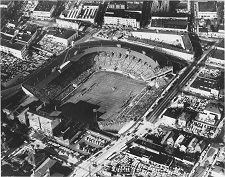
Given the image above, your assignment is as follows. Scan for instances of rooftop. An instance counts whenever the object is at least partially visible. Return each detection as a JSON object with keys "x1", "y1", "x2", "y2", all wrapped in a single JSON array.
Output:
[
  {"x1": 47, "y1": 28, "x2": 77, "y2": 39},
  {"x1": 105, "y1": 9, "x2": 141, "y2": 21},
  {"x1": 218, "y1": 39, "x2": 224, "y2": 48},
  {"x1": 211, "y1": 48, "x2": 224, "y2": 60},
  {"x1": 163, "y1": 108, "x2": 183, "y2": 119},
  {"x1": 34, "y1": 1, "x2": 56, "y2": 12},
  {"x1": 191, "y1": 77, "x2": 218, "y2": 92},
  {"x1": 204, "y1": 103, "x2": 221, "y2": 115},
  {"x1": 150, "y1": 17, "x2": 188, "y2": 30},
  {"x1": 1, "y1": 26, "x2": 34, "y2": 44},
  {"x1": 198, "y1": 1, "x2": 217, "y2": 12},
  {"x1": 1, "y1": 26, "x2": 15, "y2": 36},
  {"x1": 0, "y1": 34, "x2": 26, "y2": 50}
]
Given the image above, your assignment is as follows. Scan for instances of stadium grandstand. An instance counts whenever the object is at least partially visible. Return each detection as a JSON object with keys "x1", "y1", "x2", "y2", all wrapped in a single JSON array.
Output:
[{"x1": 22, "y1": 45, "x2": 174, "y2": 133}]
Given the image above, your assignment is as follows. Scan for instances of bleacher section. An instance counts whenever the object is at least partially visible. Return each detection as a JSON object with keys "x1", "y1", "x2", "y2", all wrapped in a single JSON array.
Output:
[
  {"x1": 98, "y1": 74, "x2": 171, "y2": 132},
  {"x1": 23, "y1": 50, "x2": 173, "y2": 103}
]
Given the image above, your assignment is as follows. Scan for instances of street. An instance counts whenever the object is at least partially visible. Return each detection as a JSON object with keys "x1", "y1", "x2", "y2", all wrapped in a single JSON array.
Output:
[{"x1": 71, "y1": 39, "x2": 220, "y2": 177}]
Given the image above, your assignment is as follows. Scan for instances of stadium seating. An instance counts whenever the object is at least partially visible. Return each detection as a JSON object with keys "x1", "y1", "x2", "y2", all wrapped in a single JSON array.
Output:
[{"x1": 31, "y1": 50, "x2": 172, "y2": 102}]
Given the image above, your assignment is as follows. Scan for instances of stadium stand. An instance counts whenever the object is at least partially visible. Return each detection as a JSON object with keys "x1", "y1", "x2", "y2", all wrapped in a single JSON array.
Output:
[{"x1": 23, "y1": 49, "x2": 172, "y2": 105}]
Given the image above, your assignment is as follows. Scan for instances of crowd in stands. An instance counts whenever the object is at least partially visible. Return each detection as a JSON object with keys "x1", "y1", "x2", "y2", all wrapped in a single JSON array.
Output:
[
  {"x1": 38, "y1": 53, "x2": 96, "y2": 101},
  {"x1": 128, "y1": 35, "x2": 186, "y2": 53},
  {"x1": 105, "y1": 152, "x2": 191, "y2": 177},
  {"x1": 1, "y1": 51, "x2": 50, "y2": 83},
  {"x1": 26, "y1": 49, "x2": 172, "y2": 106},
  {"x1": 38, "y1": 35, "x2": 67, "y2": 55},
  {"x1": 199, "y1": 66, "x2": 223, "y2": 79},
  {"x1": 99, "y1": 75, "x2": 171, "y2": 129},
  {"x1": 95, "y1": 27, "x2": 131, "y2": 40},
  {"x1": 94, "y1": 51, "x2": 172, "y2": 81}
]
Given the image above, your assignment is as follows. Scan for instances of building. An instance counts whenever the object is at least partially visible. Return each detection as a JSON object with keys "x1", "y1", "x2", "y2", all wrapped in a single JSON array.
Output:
[
  {"x1": 0, "y1": 26, "x2": 37, "y2": 59},
  {"x1": 198, "y1": 1, "x2": 217, "y2": 20},
  {"x1": 32, "y1": 1, "x2": 56, "y2": 20},
  {"x1": 108, "y1": 1, "x2": 126, "y2": 9},
  {"x1": 104, "y1": 9, "x2": 141, "y2": 28},
  {"x1": 207, "y1": 47, "x2": 225, "y2": 69},
  {"x1": 0, "y1": 1, "x2": 13, "y2": 9},
  {"x1": 0, "y1": 35, "x2": 27, "y2": 59},
  {"x1": 190, "y1": 103, "x2": 222, "y2": 138},
  {"x1": 190, "y1": 77, "x2": 219, "y2": 98},
  {"x1": 56, "y1": 19, "x2": 79, "y2": 30},
  {"x1": 150, "y1": 16, "x2": 189, "y2": 32},
  {"x1": 27, "y1": 109, "x2": 61, "y2": 136},
  {"x1": 210, "y1": 161, "x2": 225, "y2": 177},
  {"x1": 160, "y1": 108, "x2": 183, "y2": 127},
  {"x1": 61, "y1": 3, "x2": 99, "y2": 23},
  {"x1": 46, "y1": 28, "x2": 78, "y2": 46}
]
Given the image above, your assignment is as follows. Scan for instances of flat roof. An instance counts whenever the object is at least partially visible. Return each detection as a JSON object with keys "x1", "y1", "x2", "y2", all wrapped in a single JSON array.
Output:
[
  {"x1": 151, "y1": 18, "x2": 188, "y2": 29},
  {"x1": 17, "y1": 33, "x2": 32, "y2": 43},
  {"x1": 163, "y1": 108, "x2": 183, "y2": 119},
  {"x1": 198, "y1": 1, "x2": 217, "y2": 12},
  {"x1": 218, "y1": 39, "x2": 224, "y2": 48},
  {"x1": 1, "y1": 26, "x2": 15, "y2": 36},
  {"x1": 0, "y1": 35, "x2": 26, "y2": 50},
  {"x1": 34, "y1": 1, "x2": 56, "y2": 12},
  {"x1": 105, "y1": 9, "x2": 141, "y2": 21},
  {"x1": 1, "y1": 27, "x2": 33, "y2": 43},
  {"x1": 47, "y1": 29, "x2": 77, "y2": 39},
  {"x1": 211, "y1": 48, "x2": 224, "y2": 60},
  {"x1": 191, "y1": 77, "x2": 218, "y2": 92}
]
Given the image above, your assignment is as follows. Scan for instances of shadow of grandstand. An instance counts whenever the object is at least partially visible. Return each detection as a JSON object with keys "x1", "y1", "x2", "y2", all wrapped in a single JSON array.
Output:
[{"x1": 59, "y1": 101, "x2": 105, "y2": 124}]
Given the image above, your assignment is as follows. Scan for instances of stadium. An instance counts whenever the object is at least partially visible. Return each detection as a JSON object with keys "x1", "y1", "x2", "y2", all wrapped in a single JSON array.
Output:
[{"x1": 22, "y1": 41, "x2": 181, "y2": 134}]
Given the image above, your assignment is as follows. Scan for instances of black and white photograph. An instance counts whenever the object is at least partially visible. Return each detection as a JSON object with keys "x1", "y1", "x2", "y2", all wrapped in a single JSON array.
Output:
[{"x1": 1, "y1": 0, "x2": 224, "y2": 176}]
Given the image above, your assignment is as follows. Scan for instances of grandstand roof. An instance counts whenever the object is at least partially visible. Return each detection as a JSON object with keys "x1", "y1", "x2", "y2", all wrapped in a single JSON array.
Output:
[{"x1": 34, "y1": 1, "x2": 56, "y2": 12}]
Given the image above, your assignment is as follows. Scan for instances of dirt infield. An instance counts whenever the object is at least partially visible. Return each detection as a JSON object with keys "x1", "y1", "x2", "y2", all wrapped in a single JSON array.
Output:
[{"x1": 63, "y1": 71, "x2": 146, "y2": 121}]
